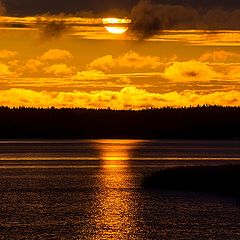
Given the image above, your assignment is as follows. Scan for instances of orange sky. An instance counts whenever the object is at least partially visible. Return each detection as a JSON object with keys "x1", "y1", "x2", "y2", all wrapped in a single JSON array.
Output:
[{"x1": 0, "y1": 15, "x2": 239, "y2": 109}]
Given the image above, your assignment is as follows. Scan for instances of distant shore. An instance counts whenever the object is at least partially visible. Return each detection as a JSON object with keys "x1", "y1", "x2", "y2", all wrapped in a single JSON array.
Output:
[
  {"x1": 0, "y1": 106, "x2": 239, "y2": 139},
  {"x1": 142, "y1": 165, "x2": 240, "y2": 198}
]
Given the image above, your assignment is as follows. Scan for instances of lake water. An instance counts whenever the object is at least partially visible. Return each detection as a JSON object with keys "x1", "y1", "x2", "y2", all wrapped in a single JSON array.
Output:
[{"x1": 0, "y1": 140, "x2": 240, "y2": 239}]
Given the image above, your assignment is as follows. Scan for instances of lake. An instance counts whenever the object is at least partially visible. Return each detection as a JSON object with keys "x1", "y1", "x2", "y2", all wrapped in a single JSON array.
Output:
[{"x1": 0, "y1": 140, "x2": 240, "y2": 239}]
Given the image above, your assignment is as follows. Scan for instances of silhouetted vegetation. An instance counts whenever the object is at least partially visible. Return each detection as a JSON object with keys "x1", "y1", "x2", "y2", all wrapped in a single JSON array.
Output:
[
  {"x1": 0, "y1": 106, "x2": 239, "y2": 139},
  {"x1": 142, "y1": 165, "x2": 240, "y2": 198}
]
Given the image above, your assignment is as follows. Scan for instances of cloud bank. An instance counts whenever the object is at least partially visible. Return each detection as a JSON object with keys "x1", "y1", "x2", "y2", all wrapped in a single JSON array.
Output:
[
  {"x1": 128, "y1": 0, "x2": 240, "y2": 39},
  {"x1": 0, "y1": 87, "x2": 239, "y2": 109}
]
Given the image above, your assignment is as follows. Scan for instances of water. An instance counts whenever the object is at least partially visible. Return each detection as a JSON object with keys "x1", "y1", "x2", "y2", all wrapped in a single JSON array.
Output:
[{"x1": 0, "y1": 140, "x2": 240, "y2": 240}]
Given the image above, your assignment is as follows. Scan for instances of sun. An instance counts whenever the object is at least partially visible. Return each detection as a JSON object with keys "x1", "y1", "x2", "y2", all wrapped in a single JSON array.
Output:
[
  {"x1": 104, "y1": 26, "x2": 129, "y2": 34},
  {"x1": 102, "y1": 18, "x2": 131, "y2": 34}
]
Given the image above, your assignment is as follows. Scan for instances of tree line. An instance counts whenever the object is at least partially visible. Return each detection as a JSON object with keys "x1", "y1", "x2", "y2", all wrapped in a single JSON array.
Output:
[{"x1": 0, "y1": 106, "x2": 239, "y2": 139}]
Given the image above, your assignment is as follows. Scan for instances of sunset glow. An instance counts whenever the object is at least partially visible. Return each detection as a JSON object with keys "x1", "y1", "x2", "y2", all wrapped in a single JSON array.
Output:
[
  {"x1": 104, "y1": 26, "x2": 129, "y2": 34},
  {"x1": 0, "y1": 2, "x2": 239, "y2": 109},
  {"x1": 102, "y1": 18, "x2": 131, "y2": 34},
  {"x1": 1, "y1": 1, "x2": 240, "y2": 239}
]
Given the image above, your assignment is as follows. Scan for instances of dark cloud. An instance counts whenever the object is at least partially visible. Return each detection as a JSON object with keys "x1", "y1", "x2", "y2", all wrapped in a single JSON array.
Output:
[
  {"x1": 1, "y1": 0, "x2": 240, "y2": 16},
  {"x1": 128, "y1": 0, "x2": 240, "y2": 39},
  {"x1": 128, "y1": 0, "x2": 199, "y2": 39},
  {"x1": 0, "y1": 1, "x2": 6, "y2": 15},
  {"x1": 37, "y1": 19, "x2": 67, "y2": 39},
  {"x1": 1, "y1": 0, "x2": 240, "y2": 40},
  {"x1": 1, "y1": 0, "x2": 138, "y2": 16}
]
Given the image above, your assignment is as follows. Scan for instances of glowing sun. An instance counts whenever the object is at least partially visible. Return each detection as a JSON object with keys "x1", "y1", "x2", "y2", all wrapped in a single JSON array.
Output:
[{"x1": 102, "y1": 18, "x2": 131, "y2": 34}]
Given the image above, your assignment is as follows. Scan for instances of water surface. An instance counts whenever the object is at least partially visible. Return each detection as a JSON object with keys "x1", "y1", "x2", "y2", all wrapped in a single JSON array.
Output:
[{"x1": 0, "y1": 140, "x2": 240, "y2": 239}]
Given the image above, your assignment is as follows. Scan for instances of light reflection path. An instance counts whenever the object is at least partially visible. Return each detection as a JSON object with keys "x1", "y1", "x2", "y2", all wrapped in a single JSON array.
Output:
[{"x1": 89, "y1": 140, "x2": 142, "y2": 240}]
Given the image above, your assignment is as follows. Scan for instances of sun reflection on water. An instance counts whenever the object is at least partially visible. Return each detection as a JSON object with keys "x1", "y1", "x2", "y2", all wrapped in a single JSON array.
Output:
[{"x1": 91, "y1": 140, "x2": 142, "y2": 239}]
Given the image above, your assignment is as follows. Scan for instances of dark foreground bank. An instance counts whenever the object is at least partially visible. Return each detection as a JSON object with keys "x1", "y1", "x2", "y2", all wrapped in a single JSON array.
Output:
[
  {"x1": 0, "y1": 106, "x2": 239, "y2": 139},
  {"x1": 142, "y1": 165, "x2": 240, "y2": 198}
]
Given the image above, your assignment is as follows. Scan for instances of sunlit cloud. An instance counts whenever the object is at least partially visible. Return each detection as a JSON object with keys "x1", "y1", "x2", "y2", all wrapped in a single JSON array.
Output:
[
  {"x1": 88, "y1": 55, "x2": 114, "y2": 72},
  {"x1": 0, "y1": 48, "x2": 239, "y2": 99},
  {"x1": 1, "y1": 15, "x2": 240, "y2": 46},
  {"x1": 23, "y1": 59, "x2": 45, "y2": 73},
  {"x1": 89, "y1": 50, "x2": 162, "y2": 72},
  {"x1": 0, "y1": 87, "x2": 239, "y2": 109},
  {"x1": 18, "y1": 49, "x2": 74, "y2": 76},
  {"x1": 199, "y1": 50, "x2": 240, "y2": 63},
  {"x1": 163, "y1": 60, "x2": 219, "y2": 82},
  {"x1": 227, "y1": 66, "x2": 240, "y2": 80},
  {"x1": 40, "y1": 49, "x2": 72, "y2": 61},
  {"x1": 73, "y1": 70, "x2": 107, "y2": 81},
  {"x1": 44, "y1": 63, "x2": 75, "y2": 76},
  {"x1": 0, "y1": 49, "x2": 18, "y2": 59},
  {"x1": 0, "y1": 63, "x2": 14, "y2": 76},
  {"x1": 152, "y1": 30, "x2": 240, "y2": 46}
]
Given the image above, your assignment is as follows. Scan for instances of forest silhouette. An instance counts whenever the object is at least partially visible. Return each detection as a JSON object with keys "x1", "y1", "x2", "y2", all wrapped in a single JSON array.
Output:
[
  {"x1": 0, "y1": 106, "x2": 239, "y2": 139},
  {"x1": 142, "y1": 165, "x2": 240, "y2": 198}
]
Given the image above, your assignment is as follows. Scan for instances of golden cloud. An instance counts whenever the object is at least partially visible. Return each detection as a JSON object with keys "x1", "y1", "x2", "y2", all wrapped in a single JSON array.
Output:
[
  {"x1": 88, "y1": 55, "x2": 114, "y2": 72},
  {"x1": 0, "y1": 63, "x2": 14, "y2": 76},
  {"x1": 163, "y1": 60, "x2": 219, "y2": 82},
  {"x1": 24, "y1": 59, "x2": 45, "y2": 73},
  {"x1": 152, "y1": 30, "x2": 240, "y2": 46},
  {"x1": 40, "y1": 49, "x2": 72, "y2": 61},
  {"x1": 0, "y1": 50, "x2": 18, "y2": 59},
  {"x1": 227, "y1": 66, "x2": 240, "y2": 80},
  {"x1": 89, "y1": 50, "x2": 161, "y2": 72},
  {"x1": 17, "y1": 49, "x2": 73, "y2": 76},
  {"x1": 44, "y1": 64, "x2": 74, "y2": 76},
  {"x1": 73, "y1": 70, "x2": 107, "y2": 81},
  {"x1": 199, "y1": 50, "x2": 240, "y2": 63},
  {"x1": 0, "y1": 87, "x2": 239, "y2": 109}
]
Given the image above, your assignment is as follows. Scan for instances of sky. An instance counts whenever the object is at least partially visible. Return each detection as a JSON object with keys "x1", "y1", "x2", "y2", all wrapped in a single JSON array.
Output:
[
  {"x1": 1, "y1": 0, "x2": 240, "y2": 15},
  {"x1": 0, "y1": 0, "x2": 239, "y2": 109}
]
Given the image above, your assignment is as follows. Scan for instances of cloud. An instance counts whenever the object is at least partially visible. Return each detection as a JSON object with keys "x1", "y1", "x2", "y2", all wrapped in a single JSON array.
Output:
[
  {"x1": 73, "y1": 70, "x2": 107, "y2": 81},
  {"x1": 44, "y1": 64, "x2": 74, "y2": 76},
  {"x1": 89, "y1": 55, "x2": 114, "y2": 72},
  {"x1": 40, "y1": 49, "x2": 72, "y2": 61},
  {"x1": 128, "y1": 0, "x2": 199, "y2": 39},
  {"x1": 117, "y1": 77, "x2": 132, "y2": 84},
  {"x1": 2, "y1": 0, "x2": 240, "y2": 16},
  {"x1": 201, "y1": 8, "x2": 240, "y2": 30},
  {"x1": 24, "y1": 59, "x2": 44, "y2": 73},
  {"x1": 163, "y1": 60, "x2": 219, "y2": 82},
  {"x1": 37, "y1": 19, "x2": 67, "y2": 39},
  {"x1": 227, "y1": 66, "x2": 240, "y2": 80},
  {"x1": 0, "y1": 63, "x2": 14, "y2": 76},
  {"x1": 199, "y1": 50, "x2": 240, "y2": 63},
  {"x1": 0, "y1": 50, "x2": 18, "y2": 59},
  {"x1": 0, "y1": 1, "x2": 6, "y2": 15},
  {"x1": 89, "y1": 50, "x2": 161, "y2": 72},
  {"x1": 116, "y1": 51, "x2": 161, "y2": 69},
  {"x1": 0, "y1": 87, "x2": 239, "y2": 109},
  {"x1": 128, "y1": 0, "x2": 240, "y2": 39},
  {"x1": 198, "y1": 51, "x2": 240, "y2": 80},
  {"x1": 20, "y1": 49, "x2": 73, "y2": 75}
]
